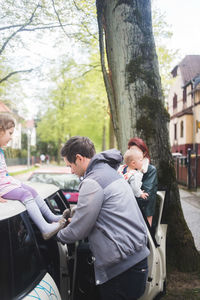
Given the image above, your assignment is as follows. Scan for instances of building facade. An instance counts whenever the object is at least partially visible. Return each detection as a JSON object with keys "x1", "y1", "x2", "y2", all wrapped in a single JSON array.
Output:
[{"x1": 168, "y1": 55, "x2": 200, "y2": 156}]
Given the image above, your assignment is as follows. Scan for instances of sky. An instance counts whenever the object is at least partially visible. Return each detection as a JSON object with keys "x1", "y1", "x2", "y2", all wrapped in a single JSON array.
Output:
[{"x1": 157, "y1": 0, "x2": 200, "y2": 65}]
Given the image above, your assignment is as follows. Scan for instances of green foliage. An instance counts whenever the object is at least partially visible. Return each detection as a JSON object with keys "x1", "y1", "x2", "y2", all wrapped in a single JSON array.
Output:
[
  {"x1": 152, "y1": 1, "x2": 179, "y2": 97},
  {"x1": 37, "y1": 52, "x2": 109, "y2": 154},
  {"x1": 9, "y1": 166, "x2": 37, "y2": 176},
  {"x1": 4, "y1": 147, "x2": 27, "y2": 159}
]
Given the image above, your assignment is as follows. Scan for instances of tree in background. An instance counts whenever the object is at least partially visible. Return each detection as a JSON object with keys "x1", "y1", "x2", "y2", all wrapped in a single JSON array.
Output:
[
  {"x1": 152, "y1": 1, "x2": 179, "y2": 98},
  {"x1": 36, "y1": 55, "x2": 109, "y2": 159},
  {"x1": 96, "y1": 0, "x2": 200, "y2": 271},
  {"x1": 0, "y1": 0, "x2": 97, "y2": 115}
]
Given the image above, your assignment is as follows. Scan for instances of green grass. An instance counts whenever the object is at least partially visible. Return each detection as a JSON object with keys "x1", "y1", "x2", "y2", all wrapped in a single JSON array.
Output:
[{"x1": 9, "y1": 166, "x2": 38, "y2": 176}]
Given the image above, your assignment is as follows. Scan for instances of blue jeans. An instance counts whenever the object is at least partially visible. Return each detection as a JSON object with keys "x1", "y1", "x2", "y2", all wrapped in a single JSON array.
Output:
[{"x1": 98, "y1": 257, "x2": 148, "y2": 300}]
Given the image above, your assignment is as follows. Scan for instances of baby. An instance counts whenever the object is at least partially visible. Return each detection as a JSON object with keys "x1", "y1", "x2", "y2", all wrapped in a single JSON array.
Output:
[{"x1": 118, "y1": 148, "x2": 148, "y2": 199}]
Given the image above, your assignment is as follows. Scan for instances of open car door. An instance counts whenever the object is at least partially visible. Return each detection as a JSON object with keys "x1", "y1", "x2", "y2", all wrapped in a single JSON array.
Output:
[{"x1": 139, "y1": 191, "x2": 167, "y2": 300}]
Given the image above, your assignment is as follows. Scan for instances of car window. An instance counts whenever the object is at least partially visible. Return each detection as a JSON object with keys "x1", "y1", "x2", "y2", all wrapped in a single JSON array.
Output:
[
  {"x1": 29, "y1": 173, "x2": 80, "y2": 191},
  {"x1": 0, "y1": 213, "x2": 45, "y2": 299},
  {"x1": 0, "y1": 219, "x2": 12, "y2": 300}
]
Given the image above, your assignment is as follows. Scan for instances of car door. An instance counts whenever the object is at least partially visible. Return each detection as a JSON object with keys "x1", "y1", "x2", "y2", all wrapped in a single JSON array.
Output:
[
  {"x1": 139, "y1": 191, "x2": 167, "y2": 300},
  {"x1": 0, "y1": 208, "x2": 62, "y2": 300}
]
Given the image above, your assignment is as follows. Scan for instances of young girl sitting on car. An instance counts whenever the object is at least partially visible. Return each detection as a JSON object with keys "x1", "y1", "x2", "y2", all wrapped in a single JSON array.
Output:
[{"x1": 0, "y1": 113, "x2": 68, "y2": 240}]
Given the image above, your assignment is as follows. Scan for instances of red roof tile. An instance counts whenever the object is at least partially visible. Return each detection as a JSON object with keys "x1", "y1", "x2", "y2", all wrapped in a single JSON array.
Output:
[
  {"x1": 179, "y1": 55, "x2": 200, "y2": 86},
  {"x1": 26, "y1": 120, "x2": 34, "y2": 128},
  {"x1": 0, "y1": 101, "x2": 11, "y2": 113}
]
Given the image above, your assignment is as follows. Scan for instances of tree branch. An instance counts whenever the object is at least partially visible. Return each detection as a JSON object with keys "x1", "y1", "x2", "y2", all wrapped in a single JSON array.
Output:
[
  {"x1": 96, "y1": 0, "x2": 118, "y2": 134},
  {"x1": 0, "y1": 24, "x2": 26, "y2": 31},
  {"x1": 96, "y1": 1, "x2": 113, "y2": 106},
  {"x1": 0, "y1": 3, "x2": 41, "y2": 56},
  {"x1": 0, "y1": 23, "x2": 74, "y2": 32},
  {"x1": 0, "y1": 69, "x2": 33, "y2": 84},
  {"x1": 72, "y1": 0, "x2": 98, "y2": 40},
  {"x1": 51, "y1": 0, "x2": 70, "y2": 39}
]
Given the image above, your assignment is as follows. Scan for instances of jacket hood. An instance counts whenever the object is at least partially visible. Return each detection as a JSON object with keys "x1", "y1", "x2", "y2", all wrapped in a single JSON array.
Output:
[{"x1": 85, "y1": 149, "x2": 123, "y2": 175}]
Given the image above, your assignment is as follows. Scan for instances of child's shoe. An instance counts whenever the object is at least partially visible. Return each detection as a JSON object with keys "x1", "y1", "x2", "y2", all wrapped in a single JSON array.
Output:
[
  {"x1": 42, "y1": 218, "x2": 66, "y2": 240},
  {"x1": 62, "y1": 208, "x2": 71, "y2": 219}
]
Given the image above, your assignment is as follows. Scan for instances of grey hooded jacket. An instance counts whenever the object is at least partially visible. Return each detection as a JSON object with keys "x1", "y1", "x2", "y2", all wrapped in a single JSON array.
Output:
[{"x1": 57, "y1": 149, "x2": 149, "y2": 284}]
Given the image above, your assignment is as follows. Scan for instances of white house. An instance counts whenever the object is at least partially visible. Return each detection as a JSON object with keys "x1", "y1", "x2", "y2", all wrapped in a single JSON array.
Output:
[{"x1": 168, "y1": 55, "x2": 200, "y2": 155}]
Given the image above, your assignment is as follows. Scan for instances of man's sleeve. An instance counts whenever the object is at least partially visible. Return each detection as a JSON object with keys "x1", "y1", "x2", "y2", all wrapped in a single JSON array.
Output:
[{"x1": 57, "y1": 178, "x2": 104, "y2": 244}]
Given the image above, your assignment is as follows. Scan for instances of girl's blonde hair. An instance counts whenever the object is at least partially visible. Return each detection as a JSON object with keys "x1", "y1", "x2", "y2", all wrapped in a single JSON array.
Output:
[{"x1": 0, "y1": 113, "x2": 15, "y2": 133}]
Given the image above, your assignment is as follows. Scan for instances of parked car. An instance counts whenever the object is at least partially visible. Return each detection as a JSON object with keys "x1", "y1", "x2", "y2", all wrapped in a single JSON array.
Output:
[
  {"x1": 28, "y1": 168, "x2": 80, "y2": 204},
  {"x1": 0, "y1": 182, "x2": 167, "y2": 300},
  {"x1": 0, "y1": 183, "x2": 66, "y2": 300},
  {"x1": 172, "y1": 152, "x2": 183, "y2": 158}
]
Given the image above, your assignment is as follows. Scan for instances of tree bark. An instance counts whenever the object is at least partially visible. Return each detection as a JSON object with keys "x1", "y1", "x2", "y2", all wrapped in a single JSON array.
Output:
[
  {"x1": 102, "y1": 123, "x2": 106, "y2": 151},
  {"x1": 109, "y1": 117, "x2": 116, "y2": 148},
  {"x1": 96, "y1": 0, "x2": 200, "y2": 271}
]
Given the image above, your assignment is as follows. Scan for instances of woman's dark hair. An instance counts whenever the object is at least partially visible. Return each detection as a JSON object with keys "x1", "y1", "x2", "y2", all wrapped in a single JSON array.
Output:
[
  {"x1": 128, "y1": 137, "x2": 150, "y2": 160},
  {"x1": 0, "y1": 113, "x2": 15, "y2": 133},
  {"x1": 61, "y1": 136, "x2": 96, "y2": 163}
]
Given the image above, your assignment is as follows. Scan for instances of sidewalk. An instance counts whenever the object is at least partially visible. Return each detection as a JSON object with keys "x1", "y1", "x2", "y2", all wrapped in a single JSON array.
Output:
[
  {"x1": 7, "y1": 165, "x2": 30, "y2": 173},
  {"x1": 179, "y1": 186, "x2": 200, "y2": 251},
  {"x1": 179, "y1": 185, "x2": 200, "y2": 202}
]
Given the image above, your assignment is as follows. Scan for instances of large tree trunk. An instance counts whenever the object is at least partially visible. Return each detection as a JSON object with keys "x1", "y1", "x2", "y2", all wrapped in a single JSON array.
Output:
[{"x1": 96, "y1": 0, "x2": 200, "y2": 271}]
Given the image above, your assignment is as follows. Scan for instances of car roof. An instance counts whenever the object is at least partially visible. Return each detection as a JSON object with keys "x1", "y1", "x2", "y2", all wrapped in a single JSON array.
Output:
[
  {"x1": 25, "y1": 182, "x2": 59, "y2": 198},
  {"x1": 0, "y1": 200, "x2": 26, "y2": 220},
  {"x1": 0, "y1": 182, "x2": 59, "y2": 221}
]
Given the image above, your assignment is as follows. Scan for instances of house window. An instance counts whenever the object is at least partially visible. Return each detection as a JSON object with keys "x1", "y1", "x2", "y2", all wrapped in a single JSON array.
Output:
[
  {"x1": 173, "y1": 94, "x2": 177, "y2": 109},
  {"x1": 183, "y1": 88, "x2": 187, "y2": 103},
  {"x1": 180, "y1": 121, "x2": 184, "y2": 138},
  {"x1": 174, "y1": 124, "x2": 177, "y2": 140}
]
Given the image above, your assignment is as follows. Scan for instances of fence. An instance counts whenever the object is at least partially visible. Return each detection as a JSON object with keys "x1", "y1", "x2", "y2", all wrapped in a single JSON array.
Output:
[
  {"x1": 174, "y1": 145, "x2": 199, "y2": 189},
  {"x1": 6, "y1": 156, "x2": 40, "y2": 166},
  {"x1": 6, "y1": 157, "x2": 27, "y2": 166}
]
